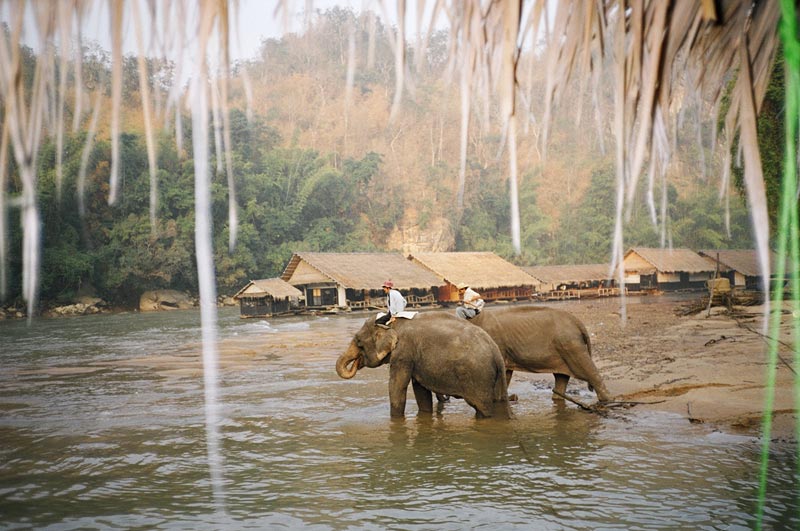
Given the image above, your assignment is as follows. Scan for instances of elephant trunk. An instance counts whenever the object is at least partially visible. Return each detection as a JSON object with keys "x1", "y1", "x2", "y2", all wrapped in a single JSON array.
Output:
[{"x1": 336, "y1": 340, "x2": 362, "y2": 379}]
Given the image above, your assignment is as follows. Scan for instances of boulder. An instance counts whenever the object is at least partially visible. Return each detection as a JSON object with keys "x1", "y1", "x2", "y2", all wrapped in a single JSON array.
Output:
[
  {"x1": 387, "y1": 214, "x2": 455, "y2": 254},
  {"x1": 139, "y1": 290, "x2": 195, "y2": 312},
  {"x1": 76, "y1": 295, "x2": 105, "y2": 307},
  {"x1": 219, "y1": 296, "x2": 237, "y2": 307}
]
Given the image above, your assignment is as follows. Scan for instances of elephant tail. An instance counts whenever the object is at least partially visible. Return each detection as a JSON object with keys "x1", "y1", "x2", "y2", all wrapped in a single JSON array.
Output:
[{"x1": 493, "y1": 363, "x2": 509, "y2": 403}]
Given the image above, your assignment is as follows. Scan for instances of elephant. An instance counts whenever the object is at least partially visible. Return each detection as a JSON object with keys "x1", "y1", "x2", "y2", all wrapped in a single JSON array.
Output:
[
  {"x1": 467, "y1": 305, "x2": 612, "y2": 402},
  {"x1": 336, "y1": 312, "x2": 509, "y2": 418}
]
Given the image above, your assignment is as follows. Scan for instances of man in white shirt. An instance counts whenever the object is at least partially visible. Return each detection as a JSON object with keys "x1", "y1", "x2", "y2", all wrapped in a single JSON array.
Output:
[
  {"x1": 376, "y1": 280, "x2": 406, "y2": 327},
  {"x1": 456, "y1": 283, "x2": 484, "y2": 319}
]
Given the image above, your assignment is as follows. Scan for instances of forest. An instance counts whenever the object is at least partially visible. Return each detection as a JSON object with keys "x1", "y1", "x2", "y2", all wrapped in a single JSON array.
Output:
[{"x1": 3, "y1": 7, "x2": 763, "y2": 310}]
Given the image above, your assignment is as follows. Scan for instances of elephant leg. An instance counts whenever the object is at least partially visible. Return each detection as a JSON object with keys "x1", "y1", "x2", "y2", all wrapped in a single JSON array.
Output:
[
  {"x1": 435, "y1": 393, "x2": 450, "y2": 402},
  {"x1": 580, "y1": 360, "x2": 612, "y2": 402},
  {"x1": 388, "y1": 364, "x2": 412, "y2": 418},
  {"x1": 413, "y1": 379, "x2": 434, "y2": 413},
  {"x1": 466, "y1": 397, "x2": 494, "y2": 418},
  {"x1": 506, "y1": 369, "x2": 518, "y2": 402},
  {"x1": 560, "y1": 342, "x2": 612, "y2": 402},
  {"x1": 589, "y1": 378, "x2": 612, "y2": 402},
  {"x1": 553, "y1": 373, "x2": 570, "y2": 400}
]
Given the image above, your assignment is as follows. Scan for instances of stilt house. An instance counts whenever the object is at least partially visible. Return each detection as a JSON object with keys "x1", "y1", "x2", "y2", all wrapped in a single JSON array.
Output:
[
  {"x1": 233, "y1": 278, "x2": 304, "y2": 318},
  {"x1": 699, "y1": 249, "x2": 779, "y2": 290},
  {"x1": 623, "y1": 247, "x2": 718, "y2": 291},
  {"x1": 407, "y1": 251, "x2": 540, "y2": 303},
  {"x1": 280, "y1": 252, "x2": 441, "y2": 311},
  {"x1": 523, "y1": 263, "x2": 620, "y2": 298}
]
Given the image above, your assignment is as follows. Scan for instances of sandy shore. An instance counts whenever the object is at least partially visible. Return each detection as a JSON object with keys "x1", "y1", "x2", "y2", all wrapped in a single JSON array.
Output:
[{"x1": 543, "y1": 294, "x2": 798, "y2": 440}]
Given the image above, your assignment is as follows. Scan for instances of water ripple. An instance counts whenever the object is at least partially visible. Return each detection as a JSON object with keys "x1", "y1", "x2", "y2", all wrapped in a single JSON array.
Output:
[{"x1": 0, "y1": 308, "x2": 797, "y2": 529}]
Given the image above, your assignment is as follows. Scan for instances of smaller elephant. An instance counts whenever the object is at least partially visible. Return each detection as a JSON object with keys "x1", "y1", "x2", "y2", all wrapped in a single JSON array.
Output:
[
  {"x1": 336, "y1": 312, "x2": 508, "y2": 418},
  {"x1": 468, "y1": 305, "x2": 611, "y2": 402}
]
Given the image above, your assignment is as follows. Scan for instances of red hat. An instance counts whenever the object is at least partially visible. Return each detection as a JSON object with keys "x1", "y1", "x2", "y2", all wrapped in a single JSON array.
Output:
[{"x1": 382, "y1": 280, "x2": 394, "y2": 288}]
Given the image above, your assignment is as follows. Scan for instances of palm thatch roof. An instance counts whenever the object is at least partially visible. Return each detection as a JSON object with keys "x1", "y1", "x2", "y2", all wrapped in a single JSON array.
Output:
[
  {"x1": 624, "y1": 247, "x2": 718, "y2": 274},
  {"x1": 408, "y1": 252, "x2": 538, "y2": 290},
  {"x1": 699, "y1": 249, "x2": 781, "y2": 277},
  {"x1": 523, "y1": 264, "x2": 615, "y2": 285},
  {"x1": 280, "y1": 252, "x2": 441, "y2": 291},
  {"x1": 233, "y1": 278, "x2": 303, "y2": 300}
]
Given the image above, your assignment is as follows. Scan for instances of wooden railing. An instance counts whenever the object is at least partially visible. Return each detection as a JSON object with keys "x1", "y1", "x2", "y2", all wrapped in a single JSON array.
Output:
[
  {"x1": 347, "y1": 293, "x2": 437, "y2": 310},
  {"x1": 406, "y1": 293, "x2": 435, "y2": 306},
  {"x1": 348, "y1": 299, "x2": 372, "y2": 309},
  {"x1": 485, "y1": 288, "x2": 532, "y2": 301},
  {"x1": 598, "y1": 287, "x2": 620, "y2": 297},
  {"x1": 542, "y1": 289, "x2": 580, "y2": 301}
]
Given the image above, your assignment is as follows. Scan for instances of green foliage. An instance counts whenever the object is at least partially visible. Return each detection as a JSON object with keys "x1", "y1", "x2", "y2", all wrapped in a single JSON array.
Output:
[
  {"x1": 552, "y1": 164, "x2": 619, "y2": 264},
  {"x1": 561, "y1": 166, "x2": 752, "y2": 263},
  {"x1": 41, "y1": 227, "x2": 93, "y2": 303},
  {"x1": 4, "y1": 102, "x2": 404, "y2": 307},
  {"x1": 455, "y1": 163, "x2": 513, "y2": 252},
  {"x1": 724, "y1": 46, "x2": 790, "y2": 238},
  {"x1": 670, "y1": 189, "x2": 753, "y2": 250}
]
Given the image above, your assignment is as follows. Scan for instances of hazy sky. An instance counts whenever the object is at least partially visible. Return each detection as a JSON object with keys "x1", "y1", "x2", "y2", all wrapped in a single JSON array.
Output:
[{"x1": 5, "y1": 0, "x2": 424, "y2": 64}]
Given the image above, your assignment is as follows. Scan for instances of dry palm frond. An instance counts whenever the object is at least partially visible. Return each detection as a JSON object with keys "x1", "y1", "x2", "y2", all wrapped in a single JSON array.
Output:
[
  {"x1": 417, "y1": 1, "x2": 779, "y2": 294},
  {"x1": 529, "y1": 1, "x2": 777, "y2": 308},
  {"x1": 0, "y1": 0, "x2": 784, "y2": 305},
  {"x1": 108, "y1": 0, "x2": 123, "y2": 206},
  {"x1": 0, "y1": 1, "x2": 52, "y2": 320},
  {"x1": 132, "y1": 0, "x2": 160, "y2": 233},
  {"x1": 77, "y1": 92, "x2": 102, "y2": 219},
  {"x1": 1, "y1": 0, "x2": 240, "y2": 507},
  {"x1": 0, "y1": 120, "x2": 7, "y2": 300}
]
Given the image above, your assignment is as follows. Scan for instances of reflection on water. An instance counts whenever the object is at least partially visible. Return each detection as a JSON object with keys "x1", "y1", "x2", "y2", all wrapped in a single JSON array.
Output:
[{"x1": 0, "y1": 307, "x2": 797, "y2": 529}]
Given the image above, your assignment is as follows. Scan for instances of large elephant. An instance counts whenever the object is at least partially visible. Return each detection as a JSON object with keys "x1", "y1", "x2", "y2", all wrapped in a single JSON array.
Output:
[
  {"x1": 336, "y1": 312, "x2": 509, "y2": 418},
  {"x1": 467, "y1": 305, "x2": 612, "y2": 402}
]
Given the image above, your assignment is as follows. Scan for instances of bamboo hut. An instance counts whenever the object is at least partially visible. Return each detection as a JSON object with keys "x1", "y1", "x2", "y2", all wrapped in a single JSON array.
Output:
[
  {"x1": 407, "y1": 252, "x2": 540, "y2": 303},
  {"x1": 232, "y1": 278, "x2": 303, "y2": 318},
  {"x1": 280, "y1": 252, "x2": 441, "y2": 311},
  {"x1": 699, "y1": 249, "x2": 784, "y2": 291},
  {"x1": 523, "y1": 264, "x2": 621, "y2": 298},
  {"x1": 623, "y1": 248, "x2": 718, "y2": 292}
]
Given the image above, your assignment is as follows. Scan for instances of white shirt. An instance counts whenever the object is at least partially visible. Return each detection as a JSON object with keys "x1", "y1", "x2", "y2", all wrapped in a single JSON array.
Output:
[
  {"x1": 387, "y1": 289, "x2": 407, "y2": 315},
  {"x1": 462, "y1": 287, "x2": 484, "y2": 311}
]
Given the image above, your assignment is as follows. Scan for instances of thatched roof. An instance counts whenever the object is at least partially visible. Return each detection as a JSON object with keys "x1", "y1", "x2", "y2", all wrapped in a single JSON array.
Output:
[
  {"x1": 408, "y1": 252, "x2": 538, "y2": 290},
  {"x1": 624, "y1": 248, "x2": 718, "y2": 274},
  {"x1": 699, "y1": 249, "x2": 781, "y2": 277},
  {"x1": 523, "y1": 264, "x2": 615, "y2": 284},
  {"x1": 233, "y1": 278, "x2": 303, "y2": 300},
  {"x1": 280, "y1": 252, "x2": 441, "y2": 291}
]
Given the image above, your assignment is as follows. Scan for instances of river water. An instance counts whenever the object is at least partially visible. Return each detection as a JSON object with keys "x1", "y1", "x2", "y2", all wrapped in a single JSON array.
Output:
[{"x1": 0, "y1": 306, "x2": 797, "y2": 529}]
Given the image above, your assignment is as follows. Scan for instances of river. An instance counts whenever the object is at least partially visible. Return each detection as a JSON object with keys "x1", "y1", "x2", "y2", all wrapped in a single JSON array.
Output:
[{"x1": 0, "y1": 306, "x2": 797, "y2": 529}]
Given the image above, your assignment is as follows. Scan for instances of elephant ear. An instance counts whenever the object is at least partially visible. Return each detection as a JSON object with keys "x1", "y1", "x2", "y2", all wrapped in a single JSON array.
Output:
[{"x1": 375, "y1": 328, "x2": 398, "y2": 361}]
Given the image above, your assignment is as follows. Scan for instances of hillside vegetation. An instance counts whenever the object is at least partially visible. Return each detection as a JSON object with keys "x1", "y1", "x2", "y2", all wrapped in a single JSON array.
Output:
[{"x1": 3, "y1": 8, "x2": 753, "y2": 309}]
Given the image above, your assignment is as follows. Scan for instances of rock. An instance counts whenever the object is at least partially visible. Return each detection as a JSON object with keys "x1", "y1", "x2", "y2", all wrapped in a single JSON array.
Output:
[
  {"x1": 219, "y1": 296, "x2": 237, "y2": 307},
  {"x1": 386, "y1": 213, "x2": 455, "y2": 254},
  {"x1": 47, "y1": 302, "x2": 102, "y2": 317},
  {"x1": 139, "y1": 290, "x2": 195, "y2": 312},
  {"x1": 0, "y1": 305, "x2": 26, "y2": 319},
  {"x1": 76, "y1": 295, "x2": 105, "y2": 307}
]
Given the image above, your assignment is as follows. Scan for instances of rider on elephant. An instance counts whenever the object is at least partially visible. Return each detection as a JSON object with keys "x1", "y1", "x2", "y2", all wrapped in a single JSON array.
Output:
[
  {"x1": 376, "y1": 280, "x2": 406, "y2": 328},
  {"x1": 456, "y1": 283, "x2": 484, "y2": 320}
]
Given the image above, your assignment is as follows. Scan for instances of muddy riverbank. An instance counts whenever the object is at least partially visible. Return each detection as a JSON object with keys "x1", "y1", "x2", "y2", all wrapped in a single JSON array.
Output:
[{"x1": 530, "y1": 295, "x2": 798, "y2": 441}]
